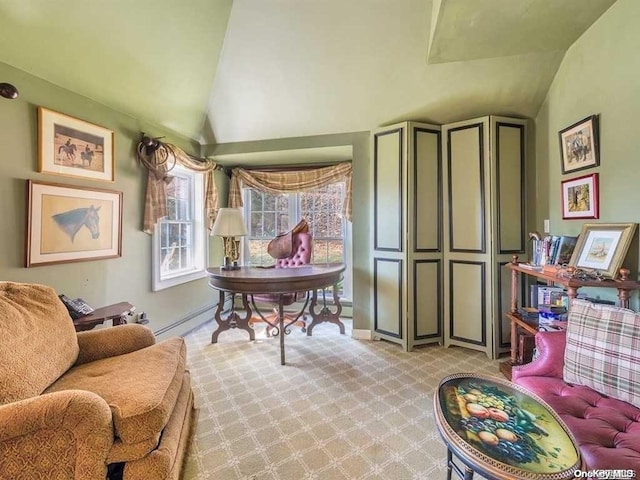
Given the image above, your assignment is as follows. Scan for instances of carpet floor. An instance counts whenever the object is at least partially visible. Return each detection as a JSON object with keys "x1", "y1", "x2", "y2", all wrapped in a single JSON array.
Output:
[{"x1": 182, "y1": 319, "x2": 501, "y2": 479}]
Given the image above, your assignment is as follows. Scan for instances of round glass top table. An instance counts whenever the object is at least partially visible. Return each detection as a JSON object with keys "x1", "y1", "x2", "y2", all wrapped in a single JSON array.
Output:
[{"x1": 433, "y1": 373, "x2": 581, "y2": 480}]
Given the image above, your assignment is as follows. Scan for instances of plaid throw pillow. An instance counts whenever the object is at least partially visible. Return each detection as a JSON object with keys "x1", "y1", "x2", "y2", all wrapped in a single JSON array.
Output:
[{"x1": 564, "y1": 299, "x2": 640, "y2": 408}]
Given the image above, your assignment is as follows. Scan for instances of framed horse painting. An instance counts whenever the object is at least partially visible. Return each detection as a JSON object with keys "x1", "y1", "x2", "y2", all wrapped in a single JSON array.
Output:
[
  {"x1": 26, "y1": 180, "x2": 122, "y2": 267},
  {"x1": 38, "y1": 107, "x2": 115, "y2": 182},
  {"x1": 558, "y1": 114, "x2": 600, "y2": 174}
]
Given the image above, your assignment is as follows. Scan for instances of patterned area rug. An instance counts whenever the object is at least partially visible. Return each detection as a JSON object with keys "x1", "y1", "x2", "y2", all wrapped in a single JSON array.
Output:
[{"x1": 182, "y1": 320, "x2": 501, "y2": 479}]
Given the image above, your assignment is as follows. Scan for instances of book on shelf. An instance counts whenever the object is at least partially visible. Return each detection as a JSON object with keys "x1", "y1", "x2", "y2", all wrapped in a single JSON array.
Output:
[
  {"x1": 551, "y1": 235, "x2": 578, "y2": 265},
  {"x1": 547, "y1": 235, "x2": 560, "y2": 265}
]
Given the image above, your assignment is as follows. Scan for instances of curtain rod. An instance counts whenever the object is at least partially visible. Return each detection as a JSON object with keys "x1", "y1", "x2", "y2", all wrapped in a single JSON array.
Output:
[{"x1": 228, "y1": 160, "x2": 351, "y2": 172}]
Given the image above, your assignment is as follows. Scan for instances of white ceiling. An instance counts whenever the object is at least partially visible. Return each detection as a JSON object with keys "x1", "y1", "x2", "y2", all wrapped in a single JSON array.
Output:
[{"x1": 0, "y1": 0, "x2": 617, "y2": 146}]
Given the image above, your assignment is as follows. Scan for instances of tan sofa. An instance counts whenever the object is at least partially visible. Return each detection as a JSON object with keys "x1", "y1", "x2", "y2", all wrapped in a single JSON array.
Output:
[{"x1": 0, "y1": 282, "x2": 196, "y2": 480}]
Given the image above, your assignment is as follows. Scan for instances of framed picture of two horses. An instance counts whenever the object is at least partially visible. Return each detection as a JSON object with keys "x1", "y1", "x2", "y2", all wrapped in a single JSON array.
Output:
[
  {"x1": 558, "y1": 114, "x2": 600, "y2": 174},
  {"x1": 26, "y1": 180, "x2": 122, "y2": 267},
  {"x1": 38, "y1": 107, "x2": 115, "y2": 182}
]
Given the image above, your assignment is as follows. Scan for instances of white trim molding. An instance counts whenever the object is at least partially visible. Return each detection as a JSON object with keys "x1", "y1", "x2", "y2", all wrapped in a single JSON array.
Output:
[{"x1": 351, "y1": 328, "x2": 372, "y2": 340}]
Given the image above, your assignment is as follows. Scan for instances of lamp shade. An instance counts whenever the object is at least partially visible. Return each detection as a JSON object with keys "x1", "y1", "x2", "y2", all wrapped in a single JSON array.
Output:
[{"x1": 211, "y1": 208, "x2": 248, "y2": 237}]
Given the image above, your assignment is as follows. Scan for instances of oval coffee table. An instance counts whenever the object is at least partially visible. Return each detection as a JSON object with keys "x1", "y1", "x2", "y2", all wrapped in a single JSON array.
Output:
[{"x1": 434, "y1": 373, "x2": 581, "y2": 480}]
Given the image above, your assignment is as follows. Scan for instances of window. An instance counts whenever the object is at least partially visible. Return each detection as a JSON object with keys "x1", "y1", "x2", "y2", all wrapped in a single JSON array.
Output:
[
  {"x1": 242, "y1": 183, "x2": 352, "y2": 300},
  {"x1": 152, "y1": 165, "x2": 207, "y2": 291}
]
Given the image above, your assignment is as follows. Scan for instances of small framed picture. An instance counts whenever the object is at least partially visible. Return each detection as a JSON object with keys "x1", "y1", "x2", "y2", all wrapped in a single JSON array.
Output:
[
  {"x1": 569, "y1": 223, "x2": 637, "y2": 279},
  {"x1": 38, "y1": 107, "x2": 115, "y2": 182},
  {"x1": 26, "y1": 180, "x2": 122, "y2": 267},
  {"x1": 558, "y1": 115, "x2": 599, "y2": 174},
  {"x1": 561, "y1": 173, "x2": 599, "y2": 220}
]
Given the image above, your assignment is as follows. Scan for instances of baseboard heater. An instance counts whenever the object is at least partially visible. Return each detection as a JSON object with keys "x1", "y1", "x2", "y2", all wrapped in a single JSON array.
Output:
[{"x1": 153, "y1": 302, "x2": 217, "y2": 337}]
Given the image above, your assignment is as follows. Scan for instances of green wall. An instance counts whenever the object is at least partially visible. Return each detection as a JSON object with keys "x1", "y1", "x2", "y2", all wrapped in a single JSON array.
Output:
[
  {"x1": 0, "y1": 61, "x2": 225, "y2": 338},
  {"x1": 535, "y1": 0, "x2": 640, "y2": 306}
]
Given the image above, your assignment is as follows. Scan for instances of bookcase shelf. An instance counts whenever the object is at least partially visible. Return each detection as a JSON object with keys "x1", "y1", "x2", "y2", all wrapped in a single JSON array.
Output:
[{"x1": 499, "y1": 255, "x2": 640, "y2": 380}]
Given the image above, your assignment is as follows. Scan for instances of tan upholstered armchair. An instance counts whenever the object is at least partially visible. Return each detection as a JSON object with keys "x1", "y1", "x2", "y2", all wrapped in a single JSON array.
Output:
[{"x1": 0, "y1": 282, "x2": 195, "y2": 480}]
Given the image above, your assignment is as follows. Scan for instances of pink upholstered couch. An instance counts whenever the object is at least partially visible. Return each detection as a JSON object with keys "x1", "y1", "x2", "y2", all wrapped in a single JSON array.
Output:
[{"x1": 513, "y1": 330, "x2": 640, "y2": 471}]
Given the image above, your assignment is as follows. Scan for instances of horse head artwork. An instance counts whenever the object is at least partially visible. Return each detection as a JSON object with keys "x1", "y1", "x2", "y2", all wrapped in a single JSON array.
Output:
[
  {"x1": 58, "y1": 143, "x2": 77, "y2": 162},
  {"x1": 52, "y1": 205, "x2": 101, "y2": 242}
]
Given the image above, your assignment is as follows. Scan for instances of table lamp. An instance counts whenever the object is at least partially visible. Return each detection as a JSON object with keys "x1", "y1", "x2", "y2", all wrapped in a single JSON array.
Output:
[{"x1": 211, "y1": 208, "x2": 248, "y2": 270}]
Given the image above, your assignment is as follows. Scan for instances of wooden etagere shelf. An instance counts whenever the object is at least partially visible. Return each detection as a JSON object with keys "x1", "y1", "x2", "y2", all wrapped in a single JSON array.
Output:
[{"x1": 500, "y1": 256, "x2": 640, "y2": 379}]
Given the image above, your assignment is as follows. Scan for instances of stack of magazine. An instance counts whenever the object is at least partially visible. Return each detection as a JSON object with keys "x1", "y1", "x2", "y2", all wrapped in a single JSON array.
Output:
[{"x1": 537, "y1": 304, "x2": 568, "y2": 332}]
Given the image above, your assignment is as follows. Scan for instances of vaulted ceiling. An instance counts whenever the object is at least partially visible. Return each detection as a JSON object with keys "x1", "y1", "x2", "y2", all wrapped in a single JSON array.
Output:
[{"x1": 0, "y1": 0, "x2": 617, "y2": 145}]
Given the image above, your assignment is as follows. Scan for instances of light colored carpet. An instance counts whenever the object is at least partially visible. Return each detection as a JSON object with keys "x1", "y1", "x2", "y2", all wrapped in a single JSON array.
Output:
[{"x1": 182, "y1": 319, "x2": 501, "y2": 480}]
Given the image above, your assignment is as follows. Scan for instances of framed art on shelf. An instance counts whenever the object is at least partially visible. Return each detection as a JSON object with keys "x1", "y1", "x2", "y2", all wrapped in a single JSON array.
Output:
[
  {"x1": 558, "y1": 115, "x2": 599, "y2": 174},
  {"x1": 26, "y1": 180, "x2": 123, "y2": 267},
  {"x1": 561, "y1": 173, "x2": 599, "y2": 220},
  {"x1": 38, "y1": 107, "x2": 115, "y2": 182},
  {"x1": 569, "y1": 223, "x2": 637, "y2": 279}
]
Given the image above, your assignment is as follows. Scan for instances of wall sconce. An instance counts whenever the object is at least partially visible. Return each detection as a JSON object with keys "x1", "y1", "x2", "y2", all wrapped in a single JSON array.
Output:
[
  {"x1": 211, "y1": 208, "x2": 248, "y2": 270},
  {"x1": 0, "y1": 83, "x2": 19, "y2": 99}
]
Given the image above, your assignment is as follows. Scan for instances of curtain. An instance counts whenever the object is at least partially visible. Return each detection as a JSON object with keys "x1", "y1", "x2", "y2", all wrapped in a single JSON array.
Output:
[
  {"x1": 228, "y1": 163, "x2": 353, "y2": 221},
  {"x1": 137, "y1": 142, "x2": 219, "y2": 233}
]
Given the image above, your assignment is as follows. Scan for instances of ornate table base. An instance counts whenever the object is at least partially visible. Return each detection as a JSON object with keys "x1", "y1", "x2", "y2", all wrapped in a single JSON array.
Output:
[
  {"x1": 211, "y1": 291, "x2": 255, "y2": 344},
  {"x1": 211, "y1": 285, "x2": 345, "y2": 365},
  {"x1": 207, "y1": 265, "x2": 346, "y2": 365},
  {"x1": 306, "y1": 286, "x2": 345, "y2": 336}
]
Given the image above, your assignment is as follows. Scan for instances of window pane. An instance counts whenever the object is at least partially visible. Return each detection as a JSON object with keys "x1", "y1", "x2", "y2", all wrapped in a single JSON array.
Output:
[
  {"x1": 165, "y1": 176, "x2": 190, "y2": 222},
  {"x1": 304, "y1": 211, "x2": 316, "y2": 231},
  {"x1": 327, "y1": 240, "x2": 344, "y2": 263},
  {"x1": 169, "y1": 223, "x2": 181, "y2": 246},
  {"x1": 166, "y1": 197, "x2": 177, "y2": 221},
  {"x1": 312, "y1": 240, "x2": 328, "y2": 264},
  {"x1": 181, "y1": 224, "x2": 191, "y2": 248},
  {"x1": 251, "y1": 212, "x2": 263, "y2": 236},
  {"x1": 178, "y1": 198, "x2": 188, "y2": 221},
  {"x1": 251, "y1": 189, "x2": 263, "y2": 210},
  {"x1": 248, "y1": 239, "x2": 270, "y2": 266},
  {"x1": 179, "y1": 247, "x2": 188, "y2": 269},
  {"x1": 278, "y1": 213, "x2": 289, "y2": 233},
  {"x1": 276, "y1": 194, "x2": 289, "y2": 211},
  {"x1": 161, "y1": 223, "x2": 168, "y2": 247},
  {"x1": 263, "y1": 212, "x2": 276, "y2": 237},
  {"x1": 160, "y1": 247, "x2": 173, "y2": 274},
  {"x1": 263, "y1": 193, "x2": 276, "y2": 211}
]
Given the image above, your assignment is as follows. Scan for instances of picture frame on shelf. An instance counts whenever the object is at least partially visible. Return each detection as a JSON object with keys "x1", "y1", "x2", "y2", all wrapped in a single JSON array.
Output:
[
  {"x1": 561, "y1": 173, "x2": 599, "y2": 220},
  {"x1": 38, "y1": 107, "x2": 115, "y2": 182},
  {"x1": 558, "y1": 115, "x2": 599, "y2": 174},
  {"x1": 26, "y1": 180, "x2": 123, "y2": 267},
  {"x1": 569, "y1": 223, "x2": 637, "y2": 279}
]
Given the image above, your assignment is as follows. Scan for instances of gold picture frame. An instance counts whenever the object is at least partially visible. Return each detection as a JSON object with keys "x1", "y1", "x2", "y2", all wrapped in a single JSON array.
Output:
[
  {"x1": 569, "y1": 223, "x2": 637, "y2": 279},
  {"x1": 26, "y1": 180, "x2": 122, "y2": 267},
  {"x1": 38, "y1": 107, "x2": 115, "y2": 182}
]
